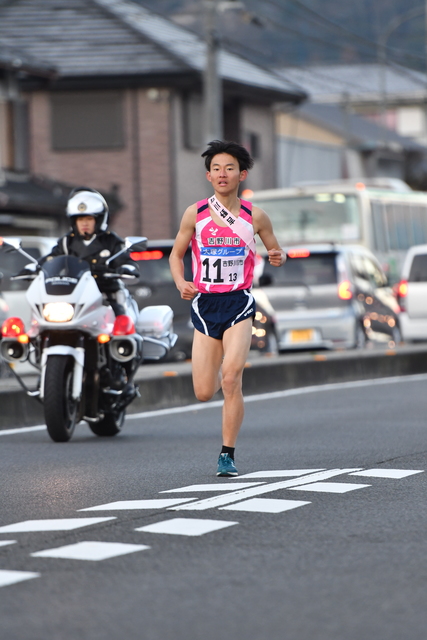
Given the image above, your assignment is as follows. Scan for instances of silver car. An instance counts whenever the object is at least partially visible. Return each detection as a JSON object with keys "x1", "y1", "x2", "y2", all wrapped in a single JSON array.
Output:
[
  {"x1": 396, "y1": 244, "x2": 427, "y2": 342},
  {"x1": 255, "y1": 244, "x2": 401, "y2": 351}
]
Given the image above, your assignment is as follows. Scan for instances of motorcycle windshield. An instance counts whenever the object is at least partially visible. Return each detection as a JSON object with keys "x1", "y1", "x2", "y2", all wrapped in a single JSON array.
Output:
[{"x1": 42, "y1": 255, "x2": 90, "y2": 295}]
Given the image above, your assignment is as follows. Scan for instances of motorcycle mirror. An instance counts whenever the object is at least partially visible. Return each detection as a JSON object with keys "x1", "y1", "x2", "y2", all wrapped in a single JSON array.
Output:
[
  {"x1": 125, "y1": 236, "x2": 148, "y2": 252},
  {"x1": 0, "y1": 237, "x2": 22, "y2": 250},
  {"x1": 106, "y1": 236, "x2": 148, "y2": 265}
]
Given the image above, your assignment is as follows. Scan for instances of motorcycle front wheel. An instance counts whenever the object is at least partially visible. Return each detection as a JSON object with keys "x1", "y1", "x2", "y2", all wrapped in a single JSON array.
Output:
[
  {"x1": 44, "y1": 355, "x2": 78, "y2": 442},
  {"x1": 88, "y1": 408, "x2": 125, "y2": 437}
]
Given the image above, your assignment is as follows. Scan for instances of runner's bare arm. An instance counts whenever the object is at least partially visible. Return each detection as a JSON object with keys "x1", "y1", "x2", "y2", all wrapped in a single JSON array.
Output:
[
  {"x1": 252, "y1": 206, "x2": 286, "y2": 267},
  {"x1": 169, "y1": 204, "x2": 199, "y2": 300}
]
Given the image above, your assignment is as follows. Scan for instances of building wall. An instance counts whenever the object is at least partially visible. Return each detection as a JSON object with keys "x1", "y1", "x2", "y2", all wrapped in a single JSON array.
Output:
[
  {"x1": 28, "y1": 88, "x2": 172, "y2": 240},
  {"x1": 277, "y1": 111, "x2": 344, "y2": 145},
  {"x1": 240, "y1": 104, "x2": 275, "y2": 192},
  {"x1": 172, "y1": 93, "x2": 214, "y2": 233}
]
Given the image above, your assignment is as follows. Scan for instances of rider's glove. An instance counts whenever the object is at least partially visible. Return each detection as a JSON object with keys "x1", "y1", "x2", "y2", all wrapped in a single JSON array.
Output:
[{"x1": 91, "y1": 263, "x2": 110, "y2": 278}]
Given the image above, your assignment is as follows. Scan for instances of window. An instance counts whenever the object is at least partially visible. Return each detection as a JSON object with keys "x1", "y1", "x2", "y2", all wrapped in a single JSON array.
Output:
[
  {"x1": 183, "y1": 93, "x2": 202, "y2": 150},
  {"x1": 245, "y1": 131, "x2": 260, "y2": 159},
  {"x1": 409, "y1": 254, "x2": 427, "y2": 282},
  {"x1": 51, "y1": 92, "x2": 124, "y2": 151},
  {"x1": 263, "y1": 253, "x2": 337, "y2": 286}
]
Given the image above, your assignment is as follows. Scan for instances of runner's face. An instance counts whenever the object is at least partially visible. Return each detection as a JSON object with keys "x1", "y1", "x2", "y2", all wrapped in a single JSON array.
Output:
[
  {"x1": 206, "y1": 153, "x2": 247, "y2": 195},
  {"x1": 76, "y1": 216, "x2": 96, "y2": 236}
]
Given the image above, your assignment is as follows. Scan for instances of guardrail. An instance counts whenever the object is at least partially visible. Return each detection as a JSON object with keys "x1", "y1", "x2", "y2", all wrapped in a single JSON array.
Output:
[{"x1": 1, "y1": 345, "x2": 427, "y2": 430}]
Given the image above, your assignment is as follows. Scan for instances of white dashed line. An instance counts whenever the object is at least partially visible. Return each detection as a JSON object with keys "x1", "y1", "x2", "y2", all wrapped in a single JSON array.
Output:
[
  {"x1": 0, "y1": 570, "x2": 40, "y2": 588},
  {"x1": 79, "y1": 499, "x2": 196, "y2": 511},
  {"x1": 161, "y1": 483, "x2": 264, "y2": 493},
  {"x1": 219, "y1": 498, "x2": 311, "y2": 513},
  {"x1": 31, "y1": 541, "x2": 150, "y2": 561},
  {"x1": 135, "y1": 518, "x2": 238, "y2": 536},
  {"x1": 288, "y1": 482, "x2": 371, "y2": 493},
  {"x1": 349, "y1": 469, "x2": 424, "y2": 479},
  {"x1": 0, "y1": 518, "x2": 116, "y2": 533}
]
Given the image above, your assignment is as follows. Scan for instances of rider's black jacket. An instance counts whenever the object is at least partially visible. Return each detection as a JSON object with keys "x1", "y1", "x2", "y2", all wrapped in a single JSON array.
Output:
[{"x1": 42, "y1": 230, "x2": 139, "y2": 294}]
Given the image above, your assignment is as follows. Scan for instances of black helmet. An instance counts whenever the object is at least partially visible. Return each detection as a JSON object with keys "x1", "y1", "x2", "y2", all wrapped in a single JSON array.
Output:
[{"x1": 66, "y1": 187, "x2": 109, "y2": 234}]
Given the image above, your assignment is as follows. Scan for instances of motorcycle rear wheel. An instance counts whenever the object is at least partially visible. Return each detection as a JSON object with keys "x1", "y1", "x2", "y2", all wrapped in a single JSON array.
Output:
[
  {"x1": 88, "y1": 409, "x2": 125, "y2": 437},
  {"x1": 44, "y1": 355, "x2": 78, "y2": 442}
]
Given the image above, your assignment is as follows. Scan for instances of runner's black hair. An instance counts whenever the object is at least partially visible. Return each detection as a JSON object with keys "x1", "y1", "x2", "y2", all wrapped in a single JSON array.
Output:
[{"x1": 202, "y1": 140, "x2": 254, "y2": 172}]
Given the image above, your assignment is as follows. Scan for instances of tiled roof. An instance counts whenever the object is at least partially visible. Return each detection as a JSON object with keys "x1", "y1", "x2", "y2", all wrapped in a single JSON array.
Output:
[
  {"x1": 277, "y1": 63, "x2": 427, "y2": 104},
  {"x1": 298, "y1": 102, "x2": 423, "y2": 152},
  {"x1": 0, "y1": 0, "x2": 188, "y2": 77},
  {"x1": 0, "y1": 0, "x2": 305, "y2": 99},
  {"x1": 0, "y1": 39, "x2": 55, "y2": 77}
]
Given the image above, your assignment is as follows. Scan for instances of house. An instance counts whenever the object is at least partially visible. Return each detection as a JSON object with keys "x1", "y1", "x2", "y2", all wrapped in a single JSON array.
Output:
[
  {"x1": 0, "y1": 0, "x2": 305, "y2": 239},
  {"x1": 277, "y1": 63, "x2": 427, "y2": 147},
  {"x1": 275, "y1": 101, "x2": 426, "y2": 189}
]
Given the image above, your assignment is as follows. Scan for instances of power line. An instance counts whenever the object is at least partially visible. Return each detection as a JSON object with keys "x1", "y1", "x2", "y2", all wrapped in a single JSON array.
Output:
[{"x1": 259, "y1": 0, "x2": 425, "y2": 64}]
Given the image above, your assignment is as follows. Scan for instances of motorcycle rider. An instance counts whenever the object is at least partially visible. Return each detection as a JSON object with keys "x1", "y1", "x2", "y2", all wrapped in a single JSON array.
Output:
[{"x1": 40, "y1": 187, "x2": 139, "y2": 316}]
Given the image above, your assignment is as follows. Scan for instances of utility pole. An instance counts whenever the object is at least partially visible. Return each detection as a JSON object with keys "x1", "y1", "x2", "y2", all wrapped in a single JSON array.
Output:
[{"x1": 203, "y1": 0, "x2": 223, "y2": 143}]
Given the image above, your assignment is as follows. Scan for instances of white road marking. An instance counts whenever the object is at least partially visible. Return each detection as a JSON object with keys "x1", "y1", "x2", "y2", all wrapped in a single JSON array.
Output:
[
  {"x1": 219, "y1": 498, "x2": 311, "y2": 513},
  {"x1": 161, "y1": 483, "x2": 264, "y2": 493},
  {"x1": 0, "y1": 570, "x2": 40, "y2": 588},
  {"x1": 0, "y1": 517, "x2": 116, "y2": 533},
  {"x1": 349, "y1": 469, "x2": 424, "y2": 479},
  {"x1": 79, "y1": 499, "x2": 196, "y2": 511},
  {"x1": 289, "y1": 482, "x2": 371, "y2": 493},
  {"x1": 136, "y1": 518, "x2": 238, "y2": 537},
  {"x1": 31, "y1": 541, "x2": 150, "y2": 561},
  {"x1": 4, "y1": 372, "x2": 427, "y2": 437},
  {"x1": 236, "y1": 469, "x2": 325, "y2": 479},
  {"x1": 0, "y1": 540, "x2": 16, "y2": 547},
  {"x1": 169, "y1": 468, "x2": 363, "y2": 511},
  {"x1": 0, "y1": 426, "x2": 45, "y2": 436}
]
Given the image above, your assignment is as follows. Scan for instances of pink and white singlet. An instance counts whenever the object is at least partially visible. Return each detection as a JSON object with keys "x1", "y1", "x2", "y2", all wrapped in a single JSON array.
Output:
[{"x1": 191, "y1": 198, "x2": 255, "y2": 294}]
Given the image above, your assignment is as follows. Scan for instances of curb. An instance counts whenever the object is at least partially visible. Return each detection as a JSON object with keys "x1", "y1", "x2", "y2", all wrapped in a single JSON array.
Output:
[{"x1": 1, "y1": 346, "x2": 427, "y2": 429}]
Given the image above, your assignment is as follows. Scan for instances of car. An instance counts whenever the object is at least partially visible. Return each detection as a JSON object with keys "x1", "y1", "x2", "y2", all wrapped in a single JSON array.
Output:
[
  {"x1": 396, "y1": 244, "x2": 427, "y2": 342},
  {"x1": 254, "y1": 244, "x2": 401, "y2": 351},
  {"x1": 127, "y1": 240, "x2": 194, "y2": 360},
  {"x1": 0, "y1": 272, "x2": 10, "y2": 377}
]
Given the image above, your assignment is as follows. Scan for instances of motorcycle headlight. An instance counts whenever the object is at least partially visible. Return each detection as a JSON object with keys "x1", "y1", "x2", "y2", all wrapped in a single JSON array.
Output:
[{"x1": 43, "y1": 302, "x2": 74, "y2": 322}]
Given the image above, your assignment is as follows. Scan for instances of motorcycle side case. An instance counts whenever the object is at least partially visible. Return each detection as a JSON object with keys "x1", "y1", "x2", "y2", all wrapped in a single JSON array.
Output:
[{"x1": 136, "y1": 305, "x2": 176, "y2": 360}]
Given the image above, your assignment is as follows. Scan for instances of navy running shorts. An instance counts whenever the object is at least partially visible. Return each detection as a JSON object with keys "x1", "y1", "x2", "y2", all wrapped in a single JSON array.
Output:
[{"x1": 191, "y1": 289, "x2": 256, "y2": 339}]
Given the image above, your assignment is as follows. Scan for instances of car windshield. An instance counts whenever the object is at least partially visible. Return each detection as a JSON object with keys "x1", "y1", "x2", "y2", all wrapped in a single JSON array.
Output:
[
  {"x1": 253, "y1": 194, "x2": 360, "y2": 244},
  {"x1": 263, "y1": 253, "x2": 338, "y2": 286},
  {"x1": 131, "y1": 247, "x2": 192, "y2": 284}
]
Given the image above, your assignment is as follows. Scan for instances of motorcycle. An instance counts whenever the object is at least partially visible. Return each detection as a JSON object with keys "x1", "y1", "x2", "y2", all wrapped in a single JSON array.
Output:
[{"x1": 0, "y1": 236, "x2": 177, "y2": 442}]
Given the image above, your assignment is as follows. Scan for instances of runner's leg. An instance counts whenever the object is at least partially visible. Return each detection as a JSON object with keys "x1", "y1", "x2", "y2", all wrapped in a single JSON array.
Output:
[
  {"x1": 220, "y1": 317, "x2": 253, "y2": 447},
  {"x1": 191, "y1": 329, "x2": 223, "y2": 402}
]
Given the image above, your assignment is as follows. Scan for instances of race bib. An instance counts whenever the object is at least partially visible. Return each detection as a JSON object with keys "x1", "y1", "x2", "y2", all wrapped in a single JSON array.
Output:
[{"x1": 200, "y1": 247, "x2": 245, "y2": 287}]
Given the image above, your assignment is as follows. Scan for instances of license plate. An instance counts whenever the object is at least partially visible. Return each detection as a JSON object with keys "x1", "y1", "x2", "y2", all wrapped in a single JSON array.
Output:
[{"x1": 290, "y1": 329, "x2": 314, "y2": 343}]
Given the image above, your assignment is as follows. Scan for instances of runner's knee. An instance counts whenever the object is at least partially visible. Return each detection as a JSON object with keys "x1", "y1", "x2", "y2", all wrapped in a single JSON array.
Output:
[{"x1": 221, "y1": 370, "x2": 242, "y2": 397}]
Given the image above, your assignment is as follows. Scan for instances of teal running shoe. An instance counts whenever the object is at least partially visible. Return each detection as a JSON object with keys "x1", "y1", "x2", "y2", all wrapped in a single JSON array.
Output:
[{"x1": 217, "y1": 453, "x2": 238, "y2": 477}]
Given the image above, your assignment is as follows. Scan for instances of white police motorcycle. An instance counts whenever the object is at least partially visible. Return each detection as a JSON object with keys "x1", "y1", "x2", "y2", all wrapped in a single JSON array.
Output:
[{"x1": 0, "y1": 236, "x2": 177, "y2": 442}]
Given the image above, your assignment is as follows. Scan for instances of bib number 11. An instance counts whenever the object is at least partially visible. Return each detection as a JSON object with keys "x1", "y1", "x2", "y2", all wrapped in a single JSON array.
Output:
[
  {"x1": 202, "y1": 257, "x2": 243, "y2": 285},
  {"x1": 202, "y1": 258, "x2": 224, "y2": 283}
]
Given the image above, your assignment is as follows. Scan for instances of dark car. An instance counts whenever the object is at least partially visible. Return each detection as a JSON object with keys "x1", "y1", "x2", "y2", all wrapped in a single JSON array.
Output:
[
  {"x1": 127, "y1": 240, "x2": 193, "y2": 361},
  {"x1": 255, "y1": 244, "x2": 401, "y2": 351}
]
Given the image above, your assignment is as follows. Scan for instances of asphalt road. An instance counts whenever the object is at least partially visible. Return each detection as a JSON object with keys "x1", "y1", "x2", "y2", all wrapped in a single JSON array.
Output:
[{"x1": 1, "y1": 375, "x2": 427, "y2": 640}]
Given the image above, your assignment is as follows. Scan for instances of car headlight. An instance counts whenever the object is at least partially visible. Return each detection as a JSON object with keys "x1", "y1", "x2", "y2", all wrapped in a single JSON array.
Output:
[{"x1": 43, "y1": 302, "x2": 74, "y2": 322}]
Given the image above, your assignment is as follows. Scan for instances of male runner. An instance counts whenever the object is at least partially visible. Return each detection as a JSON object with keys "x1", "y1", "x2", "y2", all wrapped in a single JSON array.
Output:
[{"x1": 169, "y1": 140, "x2": 286, "y2": 476}]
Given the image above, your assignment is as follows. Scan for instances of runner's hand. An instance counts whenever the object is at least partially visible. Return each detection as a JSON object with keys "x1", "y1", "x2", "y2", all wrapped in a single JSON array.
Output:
[
  {"x1": 178, "y1": 281, "x2": 198, "y2": 300},
  {"x1": 267, "y1": 249, "x2": 286, "y2": 266}
]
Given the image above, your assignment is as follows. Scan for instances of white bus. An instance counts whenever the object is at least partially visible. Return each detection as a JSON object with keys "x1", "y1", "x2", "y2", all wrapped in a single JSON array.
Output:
[{"x1": 244, "y1": 178, "x2": 427, "y2": 283}]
